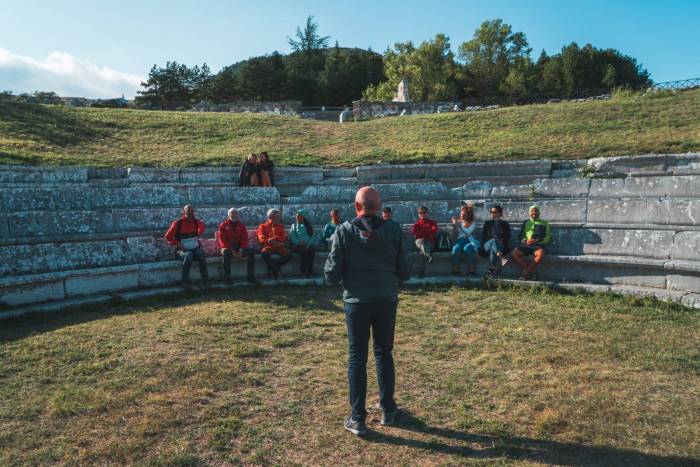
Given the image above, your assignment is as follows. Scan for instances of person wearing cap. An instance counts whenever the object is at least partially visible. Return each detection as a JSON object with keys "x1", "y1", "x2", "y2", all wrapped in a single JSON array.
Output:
[
  {"x1": 382, "y1": 207, "x2": 398, "y2": 225},
  {"x1": 257, "y1": 208, "x2": 292, "y2": 278},
  {"x1": 216, "y1": 208, "x2": 257, "y2": 284},
  {"x1": 323, "y1": 209, "x2": 343, "y2": 250},
  {"x1": 325, "y1": 187, "x2": 411, "y2": 436},
  {"x1": 289, "y1": 208, "x2": 318, "y2": 277},
  {"x1": 164, "y1": 204, "x2": 209, "y2": 286},
  {"x1": 511, "y1": 205, "x2": 551, "y2": 280}
]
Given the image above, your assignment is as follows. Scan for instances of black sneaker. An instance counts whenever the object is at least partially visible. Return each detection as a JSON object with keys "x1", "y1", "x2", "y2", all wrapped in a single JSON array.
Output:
[
  {"x1": 344, "y1": 417, "x2": 368, "y2": 436},
  {"x1": 381, "y1": 408, "x2": 401, "y2": 426}
]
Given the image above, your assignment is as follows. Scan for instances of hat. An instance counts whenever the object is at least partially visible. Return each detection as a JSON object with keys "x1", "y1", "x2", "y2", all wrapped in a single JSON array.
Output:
[
  {"x1": 296, "y1": 208, "x2": 309, "y2": 219},
  {"x1": 529, "y1": 204, "x2": 540, "y2": 212}
]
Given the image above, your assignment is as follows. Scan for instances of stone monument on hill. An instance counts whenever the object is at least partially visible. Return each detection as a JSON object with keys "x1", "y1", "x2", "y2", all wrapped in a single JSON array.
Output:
[{"x1": 393, "y1": 79, "x2": 410, "y2": 102}]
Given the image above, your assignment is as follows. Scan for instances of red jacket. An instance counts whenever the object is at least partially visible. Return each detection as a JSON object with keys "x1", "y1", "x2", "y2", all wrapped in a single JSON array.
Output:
[
  {"x1": 164, "y1": 215, "x2": 206, "y2": 246},
  {"x1": 216, "y1": 219, "x2": 249, "y2": 250},
  {"x1": 257, "y1": 220, "x2": 288, "y2": 254},
  {"x1": 412, "y1": 218, "x2": 438, "y2": 243}
]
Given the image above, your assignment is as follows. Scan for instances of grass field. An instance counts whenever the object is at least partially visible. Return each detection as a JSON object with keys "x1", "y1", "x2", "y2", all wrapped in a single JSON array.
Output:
[
  {"x1": 1, "y1": 284, "x2": 698, "y2": 465},
  {"x1": 1, "y1": 89, "x2": 699, "y2": 168}
]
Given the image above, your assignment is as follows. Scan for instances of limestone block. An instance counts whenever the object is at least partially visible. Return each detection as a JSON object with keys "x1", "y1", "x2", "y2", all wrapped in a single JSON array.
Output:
[
  {"x1": 88, "y1": 167, "x2": 128, "y2": 180},
  {"x1": 461, "y1": 181, "x2": 493, "y2": 199},
  {"x1": 664, "y1": 200, "x2": 700, "y2": 226},
  {"x1": 0, "y1": 219, "x2": 9, "y2": 238},
  {"x1": 275, "y1": 167, "x2": 323, "y2": 184},
  {"x1": 113, "y1": 207, "x2": 181, "y2": 232},
  {"x1": 587, "y1": 199, "x2": 650, "y2": 225},
  {"x1": 9, "y1": 211, "x2": 112, "y2": 237},
  {"x1": 430, "y1": 160, "x2": 551, "y2": 178},
  {"x1": 388, "y1": 165, "x2": 427, "y2": 180},
  {"x1": 126, "y1": 236, "x2": 174, "y2": 262},
  {"x1": 301, "y1": 186, "x2": 357, "y2": 203},
  {"x1": 556, "y1": 228, "x2": 674, "y2": 259},
  {"x1": 188, "y1": 186, "x2": 280, "y2": 206},
  {"x1": 588, "y1": 154, "x2": 667, "y2": 174},
  {"x1": 179, "y1": 167, "x2": 235, "y2": 183},
  {"x1": 671, "y1": 231, "x2": 700, "y2": 261},
  {"x1": 234, "y1": 205, "x2": 279, "y2": 227},
  {"x1": 576, "y1": 262, "x2": 667, "y2": 288},
  {"x1": 681, "y1": 293, "x2": 700, "y2": 309},
  {"x1": 490, "y1": 184, "x2": 533, "y2": 199},
  {"x1": 323, "y1": 168, "x2": 356, "y2": 178},
  {"x1": 0, "y1": 277, "x2": 65, "y2": 306},
  {"x1": 587, "y1": 179, "x2": 625, "y2": 198},
  {"x1": 127, "y1": 167, "x2": 180, "y2": 183},
  {"x1": 55, "y1": 240, "x2": 132, "y2": 272},
  {"x1": 534, "y1": 178, "x2": 590, "y2": 198},
  {"x1": 90, "y1": 186, "x2": 186, "y2": 209},
  {"x1": 0, "y1": 244, "x2": 51, "y2": 276},
  {"x1": 624, "y1": 175, "x2": 700, "y2": 198},
  {"x1": 1, "y1": 187, "x2": 90, "y2": 211},
  {"x1": 0, "y1": 166, "x2": 88, "y2": 184},
  {"x1": 65, "y1": 267, "x2": 139, "y2": 297},
  {"x1": 356, "y1": 166, "x2": 391, "y2": 184},
  {"x1": 373, "y1": 183, "x2": 451, "y2": 201},
  {"x1": 666, "y1": 273, "x2": 700, "y2": 293}
]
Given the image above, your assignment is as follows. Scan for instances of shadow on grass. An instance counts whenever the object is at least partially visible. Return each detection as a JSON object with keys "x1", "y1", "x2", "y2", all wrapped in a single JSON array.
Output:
[
  {"x1": 365, "y1": 410, "x2": 699, "y2": 466},
  {"x1": 0, "y1": 284, "x2": 343, "y2": 343}
]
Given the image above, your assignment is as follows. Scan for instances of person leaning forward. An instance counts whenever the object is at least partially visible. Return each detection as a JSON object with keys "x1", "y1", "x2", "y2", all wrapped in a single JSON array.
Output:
[
  {"x1": 164, "y1": 204, "x2": 209, "y2": 287},
  {"x1": 256, "y1": 208, "x2": 292, "y2": 278},
  {"x1": 324, "y1": 186, "x2": 411, "y2": 436},
  {"x1": 216, "y1": 208, "x2": 258, "y2": 284}
]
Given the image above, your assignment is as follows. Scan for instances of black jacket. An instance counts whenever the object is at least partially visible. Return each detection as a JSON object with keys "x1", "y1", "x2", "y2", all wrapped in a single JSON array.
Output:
[
  {"x1": 238, "y1": 160, "x2": 257, "y2": 186},
  {"x1": 480, "y1": 219, "x2": 511, "y2": 253},
  {"x1": 324, "y1": 215, "x2": 411, "y2": 303},
  {"x1": 257, "y1": 159, "x2": 275, "y2": 185}
]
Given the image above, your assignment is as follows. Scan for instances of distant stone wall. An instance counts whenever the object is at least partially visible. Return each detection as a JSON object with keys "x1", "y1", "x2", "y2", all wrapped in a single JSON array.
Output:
[
  {"x1": 352, "y1": 100, "x2": 462, "y2": 119},
  {"x1": 191, "y1": 101, "x2": 301, "y2": 115}
]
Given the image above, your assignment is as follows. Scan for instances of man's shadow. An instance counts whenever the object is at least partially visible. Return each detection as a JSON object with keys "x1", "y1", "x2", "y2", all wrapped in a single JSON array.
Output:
[{"x1": 362, "y1": 410, "x2": 698, "y2": 466}]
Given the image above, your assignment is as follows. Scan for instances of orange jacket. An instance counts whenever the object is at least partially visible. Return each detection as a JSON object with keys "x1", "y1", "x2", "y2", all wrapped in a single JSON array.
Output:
[{"x1": 256, "y1": 220, "x2": 288, "y2": 253}]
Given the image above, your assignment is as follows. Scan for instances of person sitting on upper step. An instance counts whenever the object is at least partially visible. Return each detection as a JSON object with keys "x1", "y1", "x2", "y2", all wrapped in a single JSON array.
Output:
[
  {"x1": 239, "y1": 153, "x2": 259, "y2": 186},
  {"x1": 480, "y1": 204, "x2": 511, "y2": 280},
  {"x1": 164, "y1": 204, "x2": 209, "y2": 287},
  {"x1": 412, "y1": 206, "x2": 438, "y2": 278},
  {"x1": 323, "y1": 209, "x2": 342, "y2": 250},
  {"x1": 511, "y1": 205, "x2": 551, "y2": 280},
  {"x1": 216, "y1": 208, "x2": 257, "y2": 285},
  {"x1": 289, "y1": 208, "x2": 320, "y2": 277},
  {"x1": 257, "y1": 151, "x2": 274, "y2": 187},
  {"x1": 450, "y1": 204, "x2": 479, "y2": 276},
  {"x1": 257, "y1": 208, "x2": 292, "y2": 279}
]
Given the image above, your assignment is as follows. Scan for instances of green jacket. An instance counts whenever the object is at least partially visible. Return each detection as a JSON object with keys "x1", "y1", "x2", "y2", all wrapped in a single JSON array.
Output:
[{"x1": 519, "y1": 218, "x2": 551, "y2": 246}]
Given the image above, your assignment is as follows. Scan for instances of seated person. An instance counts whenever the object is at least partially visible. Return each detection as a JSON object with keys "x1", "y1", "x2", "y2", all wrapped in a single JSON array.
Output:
[
  {"x1": 289, "y1": 208, "x2": 319, "y2": 277},
  {"x1": 257, "y1": 151, "x2": 274, "y2": 187},
  {"x1": 256, "y1": 208, "x2": 292, "y2": 278},
  {"x1": 412, "y1": 206, "x2": 438, "y2": 277},
  {"x1": 480, "y1": 204, "x2": 511, "y2": 279},
  {"x1": 511, "y1": 205, "x2": 551, "y2": 280},
  {"x1": 164, "y1": 204, "x2": 208, "y2": 286},
  {"x1": 239, "y1": 153, "x2": 259, "y2": 186},
  {"x1": 216, "y1": 208, "x2": 257, "y2": 284},
  {"x1": 323, "y1": 209, "x2": 342, "y2": 250},
  {"x1": 450, "y1": 205, "x2": 479, "y2": 276},
  {"x1": 382, "y1": 206, "x2": 397, "y2": 224}
]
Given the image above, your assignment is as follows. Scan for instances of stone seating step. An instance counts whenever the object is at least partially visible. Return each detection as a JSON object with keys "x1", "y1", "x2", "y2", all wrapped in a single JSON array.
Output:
[{"x1": 2, "y1": 251, "x2": 699, "y2": 311}]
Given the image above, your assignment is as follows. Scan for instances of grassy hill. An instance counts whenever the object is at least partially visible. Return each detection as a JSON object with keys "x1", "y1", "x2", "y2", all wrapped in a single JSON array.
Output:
[{"x1": 0, "y1": 89, "x2": 698, "y2": 167}]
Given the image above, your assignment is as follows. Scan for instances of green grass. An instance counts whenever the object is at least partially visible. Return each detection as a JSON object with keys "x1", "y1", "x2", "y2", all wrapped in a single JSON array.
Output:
[
  {"x1": 1, "y1": 285, "x2": 698, "y2": 465},
  {"x1": 1, "y1": 89, "x2": 699, "y2": 167}
]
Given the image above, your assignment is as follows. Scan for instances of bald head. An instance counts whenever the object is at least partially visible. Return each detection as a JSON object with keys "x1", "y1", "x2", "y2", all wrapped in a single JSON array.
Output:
[{"x1": 355, "y1": 186, "x2": 381, "y2": 216}]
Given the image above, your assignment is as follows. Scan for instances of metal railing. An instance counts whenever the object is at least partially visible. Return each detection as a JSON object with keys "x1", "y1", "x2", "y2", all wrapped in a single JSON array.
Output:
[{"x1": 651, "y1": 78, "x2": 700, "y2": 91}]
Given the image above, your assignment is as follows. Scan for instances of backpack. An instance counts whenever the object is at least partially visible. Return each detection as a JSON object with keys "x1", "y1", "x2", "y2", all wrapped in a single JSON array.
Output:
[{"x1": 434, "y1": 230, "x2": 452, "y2": 252}]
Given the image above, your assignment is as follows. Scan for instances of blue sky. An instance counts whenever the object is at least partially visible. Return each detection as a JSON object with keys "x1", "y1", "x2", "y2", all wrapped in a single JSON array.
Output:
[{"x1": 1, "y1": 0, "x2": 698, "y2": 97}]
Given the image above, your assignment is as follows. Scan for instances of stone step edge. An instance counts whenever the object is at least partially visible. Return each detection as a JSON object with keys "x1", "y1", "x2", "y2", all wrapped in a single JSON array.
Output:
[{"x1": 3, "y1": 276, "x2": 697, "y2": 320}]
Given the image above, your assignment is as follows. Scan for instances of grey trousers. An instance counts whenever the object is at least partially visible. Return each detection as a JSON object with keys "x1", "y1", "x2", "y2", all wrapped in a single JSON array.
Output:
[{"x1": 415, "y1": 238, "x2": 433, "y2": 272}]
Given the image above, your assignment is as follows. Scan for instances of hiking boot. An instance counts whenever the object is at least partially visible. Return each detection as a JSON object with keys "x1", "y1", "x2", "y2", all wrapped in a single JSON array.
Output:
[
  {"x1": 381, "y1": 408, "x2": 401, "y2": 426},
  {"x1": 344, "y1": 417, "x2": 368, "y2": 436},
  {"x1": 482, "y1": 269, "x2": 494, "y2": 280}
]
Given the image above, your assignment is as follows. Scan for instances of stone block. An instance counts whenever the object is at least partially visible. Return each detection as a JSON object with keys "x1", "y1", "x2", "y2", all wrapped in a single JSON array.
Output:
[
  {"x1": 88, "y1": 168, "x2": 128, "y2": 180},
  {"x1": 671, "y1": 231, "x2": 700, "y2": 261},
  {"x1": 188, "y1": 186, "x2": 280, "y2": 205},
  {"x1": 373, "y1": 183, "x2": 451, "y2": 201},
  {"x1": 666, "y1": 273, "x2": 700, "y2": 293},
  {"x1": 587, "y1": 179, "x2": 625, "y2": 198},
  {"x1": 90, "y1": 186, "x2": 187, "y2": 209},
  {"x1": 323, "y1": 168, "x2": 356, "y2": 178},
  {"x1": 0, "y1": 277, "x2": 65, "y2": 307},
  {"x1": 0, "y1": 219, "x2": 9, "y2": 238},
  {"x1": 664, "y1": 200, "x2": 700, "y2": 226},
  {"x1": 0, "y1": 166, "x2": 88, "y2": 184},
  {"x1": 0, "y1": 244, "x2": 50, "y2": 276},
  {"x1": 275, "y1": 167, "x2": 323, "y2": 184},
  {"x1": 553, "y1": 228, "x2": 674, "y2": 259},
  {"x1": 9, "y1": 211, "x2": 113, "y2": 237},
  {"x1": 576, "y1": 262, "x2": 667, "y2": 288},
  {"x1": 588, "y1": 154, "x2": 667, "y2": 174},
  {"x1": 490, "y1": 184, "x2": 533, "y2": 199},
  {"x1": 534, "y1": 178, "x2": 590, "y2": 198},
  {"x1": 681, "y1": 293, "x2": 700, "y2": 309},
  {"x1": 301, "y1": 186, "x2": 357, "y2": 203},
  {"x1": 65, "y1": 267, "x2": 140, "y2": 297},
  {"x1": 179, "y1": 167, "x2": 235, "y2": 183},
  {"x1": 1, "y1": 187, "x2": 91, "y2": 211},
  {"x1": 356, "y1": 165, "x2": 392, "y2": 184},
  {"x1": 429, "y1": 160, "x2": 552, "y2": 178},
  {"x1": 461, "y1": 181, "x2": 493, "y2": 199},
  {"x1": 389, "y1": 165, "x2": 427, "y2": 180},
  {"x1": 623, "y1": 176, "x2": 700, "y2": 198},
  {"x1": 126, "y1": 236, "x2": 173, "y2": 262},
  {"x1": 586, "y1": 199, "x2": 650, "y2": 224},
  {"x1": 127, "y1": 167, "x2": 180, "y2": 183}
]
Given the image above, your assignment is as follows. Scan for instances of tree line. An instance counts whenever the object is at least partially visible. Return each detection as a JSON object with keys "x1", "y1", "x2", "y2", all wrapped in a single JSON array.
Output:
[{"x1": 136, "y1": 17, "x2": 652, "y2": 109}]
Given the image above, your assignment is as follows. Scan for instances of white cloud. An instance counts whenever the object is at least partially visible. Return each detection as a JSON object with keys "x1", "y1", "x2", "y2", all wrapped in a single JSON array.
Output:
[{"x1": 0, "y1": 48, "x2": 144, "y2": 99}]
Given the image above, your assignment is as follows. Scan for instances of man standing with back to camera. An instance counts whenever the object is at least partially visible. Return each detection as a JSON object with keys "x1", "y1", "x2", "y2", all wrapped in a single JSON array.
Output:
[{"x1": 324, "y1": 187, "x2": 411, "y2": 436}]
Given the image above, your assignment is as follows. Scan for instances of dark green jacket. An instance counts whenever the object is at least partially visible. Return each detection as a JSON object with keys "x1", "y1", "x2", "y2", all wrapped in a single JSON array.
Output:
[{"x1": 324, "y1": 215, "x2": 411, "y2": 303}]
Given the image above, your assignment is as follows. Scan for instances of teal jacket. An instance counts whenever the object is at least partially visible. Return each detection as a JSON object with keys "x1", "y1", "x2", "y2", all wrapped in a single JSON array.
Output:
[
  {"x1": 323, "y1": 221, "x2": 339, "y2": 240},
  {"x1": 289, "y1": 222, "x2": 314, "y2": 246}
]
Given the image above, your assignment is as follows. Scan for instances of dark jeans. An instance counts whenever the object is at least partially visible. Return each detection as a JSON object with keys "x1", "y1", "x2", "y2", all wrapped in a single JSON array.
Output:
[
  {"x1": 291, "y1": 244, "x2": 316, "y2": 274},
  {"x1": 483, "y1": 239, "x2": 504, "y2": 269},
  {"x1": 344, "y1": 301, "x2": 398, "y2": 422},
  {"x1": 177, "y1": 247, "x2": 208, "y2": 282},
  {"x1": 261, "y1": 251, "x2": 292, "y2": 274},
  {"x1": 222, "y1": 247, "x2": 255, "y2": 279}
]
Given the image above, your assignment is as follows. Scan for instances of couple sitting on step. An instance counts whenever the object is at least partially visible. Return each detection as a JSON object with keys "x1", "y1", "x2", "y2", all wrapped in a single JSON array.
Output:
[
  {"x1": 239, "y1": 151, "x2": 274, "y2": 187},
  {"x1": 412, "y1": 204, "x2": 551, "y2": 280}
]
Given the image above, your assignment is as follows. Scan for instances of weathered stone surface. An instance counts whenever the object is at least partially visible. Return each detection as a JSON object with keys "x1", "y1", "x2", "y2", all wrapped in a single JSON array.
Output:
[
  {"x1": 9, "y1": 211, "x2": 113, "y2": 237},
  {"x1": 179, "y1": 167, "x2": 235, "y2": 183},
  {"x1": 323, "y1": 168, "x2": 356, "y2": 178},
  {"x1": 301, "y1": 186, "x2": 357, "y2": 203},
  {"x1": 576, "y1": 262, "x2": 667, "y2": 288},
  {"x1": 430, "y1": 160, "x2": 552, "y2": 178},
  {"x1": 671, "y1": 231, "x2": 700, "y2": 261},
  {"x1": 275, "y1": 167, "x2": 323, "y2": 184},
  {"x1": 681, "y1": 293, "x2": 700, "y2": 309},
  {"x1": 0, "y1": 278, "x2": 65, "y2": 307},
  {"x1": 1, "y1": 187, "x2": 90, "y2": 211},
  {"x1": 373, "y1": 183, "x2": 452, "y2": 201},
  {"x1": 65, "y1": 268, "x2": 139, "y2": 296},
  {"x1": 587, "y1": 199, "x2": 650, "y2": 225},
  {"x1": 587, "y1": 178, "x2": 625, "y2": 198},
  {"x1": 551, "y1": 228, "x2": 674, "y2": 259},
  {"x1": 588, "y1": 153, "x2": 700, "y2": 174},
  {"x1": 0, "y1": 166, "x2": 88, "y2": 184},
  {"x1": 534, "y1": 178, "x2": 590, "y2": 198},
  {"x1": 623, "y1": 175, "x2": 700, "y2": 198},
  {"x1": 188, "y1": 187, "x2": 280, "y2": 205},
  {"x1": 88, "y1": 168, "x2": 128, "y2": 179},
  {"x1": 662, "y1": 199, "x2": 700, "y2": 226},
  {"x1": 461, "y1": 181, "x2": 493, "y2": 199},
  {"x1": 356, "y1": 165, "x2": 392, "y2": 184},
  {"x1": 127, "y1": 168, "x2": 180, "y2": 183},
  {"x1": 666, "y1": 273, "x2": 700, "y2": 293},
  {"x1": 0, "y1": 219, "x2": 9, "y2": 238},
  {"x1": 490, "y1": 184, "x2": 533, "y2": 199}
]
